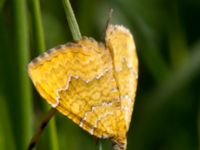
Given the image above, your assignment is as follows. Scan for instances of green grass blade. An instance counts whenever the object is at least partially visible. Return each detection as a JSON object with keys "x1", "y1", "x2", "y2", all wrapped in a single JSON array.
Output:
[
  {"x1": 29, "y1": 0, "x2": 45, "y2": 52},
  {"x1": 98, "y1": 141, "x2": 103, "y2": 150},
  {"x1": 62, "y1": 0, "x2": 82, "y2": 41},
  {"x1": 11, "y1": 0, "x2": 33, "y2": 149},
  {"x1": 0, "y1": 93, "x2": 16, "y2": 150},
  {"x1": 62, "y1": 0, "x2": 102, "y2": 149},
  {"x1": 0, "y1": 13, "x2": 17, "y2": 150},
  {"x1": 28, "y1": 0, "x2": 59, "y2": 149}
]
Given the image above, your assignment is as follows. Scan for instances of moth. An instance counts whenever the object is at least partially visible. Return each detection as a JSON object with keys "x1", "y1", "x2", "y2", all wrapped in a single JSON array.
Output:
[{"x1": 28, "y1": 24, "x2": 138, "y2": 150}]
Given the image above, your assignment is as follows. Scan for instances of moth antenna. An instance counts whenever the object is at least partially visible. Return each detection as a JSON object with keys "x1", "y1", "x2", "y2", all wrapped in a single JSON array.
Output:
[
  {"x1": 105, "y1": 8, "x2": 113, "y2": 31},
  {"x1": 27, "y1": 108, "x2": 57, "y2": 150},
  {"x1": 102, "y1": 8, "x2": 114, "y2": 42}
]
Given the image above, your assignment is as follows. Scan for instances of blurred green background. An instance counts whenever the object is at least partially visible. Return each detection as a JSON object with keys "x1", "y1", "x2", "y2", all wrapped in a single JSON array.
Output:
[{"x1": 0, "y1": 0, "x2": 200, "y2": 150}]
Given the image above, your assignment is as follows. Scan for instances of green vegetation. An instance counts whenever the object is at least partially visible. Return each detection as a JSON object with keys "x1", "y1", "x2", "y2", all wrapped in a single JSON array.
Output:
[
  {"x1": 0, "y1": 0, "x2": 199, "y2": 150},
  {"x1": 28, "y1": 0, "x2": 59, "y2": 149}
]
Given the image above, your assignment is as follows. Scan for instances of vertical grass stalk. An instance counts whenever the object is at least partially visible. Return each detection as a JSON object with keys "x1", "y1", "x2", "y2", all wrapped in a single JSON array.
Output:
[
  {"x1": 0, "y1": 94, "x2": 16, "y2": 150},
  {"x1": 29, "y1": 0, "x2": 59, "y2": 149},
  {"x1": 62, "y1": 0, "x2": 103, "y2": 149},
  {"x1": 0, "y1": 14, "x2": 16, "y2": 150},
  {"x1": 98, "y1": 141, "x2": 103, "y2": 150},
  {"x1": 62, "y1": 0, "x2": 82, "y2": 40},
  {"x1": 11, "y1": 0, "x2": 32, "y2": 149}
]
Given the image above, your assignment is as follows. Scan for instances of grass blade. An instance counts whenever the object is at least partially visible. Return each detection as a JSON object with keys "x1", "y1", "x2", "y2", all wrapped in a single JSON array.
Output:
[
  {"x1": 11, "y1": 0, "x2": 33, "y2": 149},
  {"x1": 28, "y1": 0, "x2": 59, "y2": 149},
  {"x1": 0, "y1": 93, "x2": 16, "y2": 150},
  {"x1": 62, "y1": 0, "x2": 82, "y2": 40}
]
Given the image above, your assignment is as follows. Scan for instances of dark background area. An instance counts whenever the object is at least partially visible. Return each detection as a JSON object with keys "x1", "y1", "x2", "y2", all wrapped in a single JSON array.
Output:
[{"x1": 0, "y1": 0, "x2": 200, "y2": 150}]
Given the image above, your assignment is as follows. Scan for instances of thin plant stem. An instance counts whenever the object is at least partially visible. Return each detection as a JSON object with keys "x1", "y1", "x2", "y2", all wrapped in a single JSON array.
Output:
[
  {"x1": 29, "y1": 0, "x2": 59, "y2": 149},
  {"x1": 62, "y1": 0, "x2": 103, "y2": 149},
  {"x1": 98, "y1": 141, "x2": 103, "y2": 150},
  {"x1": 27, "y1": 108, "x2": 57, "y2": 150},
  {"x1": 62, "y1": 0, "x2": 82, "y2": 40},
  {"x1": 29, "y1": 0, "x2": 45, "y2": 52},
  {"x1": 11, "y1": 0, "x2": 32, "y2": 149}
]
